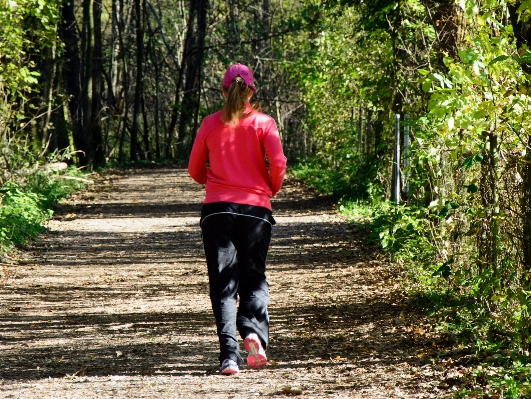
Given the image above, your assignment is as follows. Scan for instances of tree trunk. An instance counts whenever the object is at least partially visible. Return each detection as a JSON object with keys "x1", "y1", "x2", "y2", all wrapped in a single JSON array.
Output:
[
  {"x1": 92, "y1": 0, "x2": 105, "y2": 166},
  {"x1": 177, "y1": 0, "x2": 207, "y2": 159},
  {"x1": 81, "y1": 0, "x2": 95, "y2": 168},
  {"x1": 141, "y1": 92, "x2": 151, "y2": 160},
  {"x1": 104, "y1": 0, "x2": 119, "y2": 160},
  {"x1": 508, "y1": 3, "x2": 531, "y2": 270},
  {"x1": 227, "y1": 0, "x2": 240, "y2": 59},
  {"x1": 420, "y1": 0, "x2": 464, "y2": 68},
  {"x1": 166, "y1": 0, "x2": 190, "y2": 159},
  {"x1": 117, "y1": 0, "x2": 130, "y2": 163},
  {"x1": 130, "y1": 0, "x2": 145, "y2": 161},
  {"x1": 39, "y1": 33, "x2": 58, "y2": 157},
  {"x1": 60, "y1": 0, "x2": 84, "y2": 164},
  {"x1": 145, "y1": 8, "x2": 161, "y2": 159}
]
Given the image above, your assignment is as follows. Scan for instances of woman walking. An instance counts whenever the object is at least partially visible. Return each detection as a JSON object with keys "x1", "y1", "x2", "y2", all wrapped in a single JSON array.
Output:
[{"x1": 188, "y1": 64, "x2": 287, "y2": 375}]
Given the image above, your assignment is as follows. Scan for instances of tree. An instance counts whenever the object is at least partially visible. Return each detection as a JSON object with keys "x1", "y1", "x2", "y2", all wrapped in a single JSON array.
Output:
[
  {"x1": 508, "y1": 1, "x2": 531, "y2": 271},
  {"x1": 130, "y1": 0, "x2": 146, "y2": 161},
  {"x1": 177, "y1": 0, "x2": 208, "y2": 158}
]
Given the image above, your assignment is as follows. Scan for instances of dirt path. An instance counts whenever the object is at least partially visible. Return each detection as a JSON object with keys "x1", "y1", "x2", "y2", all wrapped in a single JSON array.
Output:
[{"x1": 0, "y1": 166, "x2": 455, "y2": 398}]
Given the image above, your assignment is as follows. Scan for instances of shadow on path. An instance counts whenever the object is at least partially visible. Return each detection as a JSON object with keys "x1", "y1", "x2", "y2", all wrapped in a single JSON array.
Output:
[{"x1": 0, "y1": 166, "x2": 445, "y2": 398}]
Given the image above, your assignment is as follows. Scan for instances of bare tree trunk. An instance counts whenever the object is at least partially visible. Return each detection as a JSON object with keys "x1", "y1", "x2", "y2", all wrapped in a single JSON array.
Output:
[
  {"x1": 81, "y1": 0, "x2": 95, "y2": 168},
  {"x1": 117, "y1": 0, "x2": 129, "y2": 163},
  {"x1": 104, "y1": 0, "x2": 119, "y2": 159},
  {"x1": 60, "y1": 0, "x2": 84, "y2": 163},
  {"x1": 227, "y1": 0, "x2": 240, "y2": 59},
  {"x1": 39, "y1": 33, "x2": 58, "y2": 157},
  {"x1": 166, "y1": 0, "x2": 190, "y2": 158},
  {"x1": 92, "y1": 0, "x2": 105, "y2": 166},
  {"x1": 145, "y1": 8, "x2": 161, "y2": 159},
  {"x1": 52, "y1": 92, "x2": 71, "y2": 153},
  {"x1": 130, "y1": 0, "x2": 145, "y2": 161},
  {"x1": 141, "y1": 92, "x2": 151, "y2": 160},
  {"x1": 177, "y1": 0, "x2": 208, "y2": 159}
]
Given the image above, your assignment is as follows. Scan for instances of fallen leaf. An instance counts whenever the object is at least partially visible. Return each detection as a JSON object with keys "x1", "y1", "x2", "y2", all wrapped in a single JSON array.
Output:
[
  {"x1": 281, "y1": 386, "x2": 303, "y2": 395},
  {"x1": 334, "y1": 356, "x2": 347, "y2": 361},
  {"x1": 73, "y1": 368, "x2": 86, "y2": 377}
]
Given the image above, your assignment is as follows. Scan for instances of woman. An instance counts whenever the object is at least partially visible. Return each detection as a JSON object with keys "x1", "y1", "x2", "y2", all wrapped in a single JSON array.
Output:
[{"x1": 188, "y1": 63, "x2": 287, "y2": 375}]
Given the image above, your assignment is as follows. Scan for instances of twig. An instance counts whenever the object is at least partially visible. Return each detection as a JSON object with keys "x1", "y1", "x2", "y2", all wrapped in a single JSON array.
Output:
[{"x1": 57, "y1": 176, "x2": 94, "y2": 184}]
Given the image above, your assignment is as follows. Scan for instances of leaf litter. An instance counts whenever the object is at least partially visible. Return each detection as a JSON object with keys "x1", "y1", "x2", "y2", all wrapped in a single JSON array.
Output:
[{"x1": 0, "y1": 165, "x2": 460, "y2": 398}]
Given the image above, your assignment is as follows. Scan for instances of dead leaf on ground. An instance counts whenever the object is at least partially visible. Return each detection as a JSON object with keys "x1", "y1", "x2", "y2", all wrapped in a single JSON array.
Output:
[
  {"x1": 281, "y1": 386, "x2": 303, "y2": 395},
  {"x1": 73, "y1": 368, "x2": 86, "y2": 377}
]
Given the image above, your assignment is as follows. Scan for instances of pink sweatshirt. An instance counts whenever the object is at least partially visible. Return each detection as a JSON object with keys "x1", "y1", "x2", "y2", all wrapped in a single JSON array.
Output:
[{"x1": 188, "y1": 106, "x2": 287, "y2": 210}]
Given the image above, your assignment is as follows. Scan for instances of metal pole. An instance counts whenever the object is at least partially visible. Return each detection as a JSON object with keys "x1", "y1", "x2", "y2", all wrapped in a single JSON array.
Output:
[
  {"x1": 359, "y1": 106, "x2": 363, "y2": 154},
  {"x1": 403, "y1": 114, "x2": 410, "y2": 198},
  {"x1": 394, "y1": 114, "x2": 400, "y2": 204}
]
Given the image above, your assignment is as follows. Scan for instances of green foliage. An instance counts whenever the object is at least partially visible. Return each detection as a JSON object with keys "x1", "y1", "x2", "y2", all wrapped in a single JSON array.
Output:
[
  {"x1": 290, "y1": 0, "x2": 531, "y2": 396},
  {"x1": 0, "y1": 181, "x2": 51, "y2": 251},
  {"x1": 0, "y1": 160, "x2": 87, "y2": 259},
  {"x1": 0, "y1": 0, "x2": 61, "y2": 137},
  {"x1": 371, "y1": 203, "x2": 437, "y2": 263},
  {"x1": 292, "y1": 153, "x2": 384, "y2": 201},
  {"x1": 456, "y1": 357, "x2": 531, "y2": 398}
]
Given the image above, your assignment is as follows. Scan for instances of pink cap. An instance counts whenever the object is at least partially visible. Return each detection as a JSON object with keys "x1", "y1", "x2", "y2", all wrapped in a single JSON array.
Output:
[{"x1": 223, "y1": 63, "x2": 256, "y2": 92}]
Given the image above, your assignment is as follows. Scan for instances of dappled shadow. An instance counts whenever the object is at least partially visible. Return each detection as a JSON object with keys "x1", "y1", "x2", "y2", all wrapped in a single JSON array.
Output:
[
  {"x1": 0, "y1": 298, "x2": 432, "y2": 381},
  {"x1": 27, "y1": 218, "x2": 371, "y2": 271},
  {"x1": 54, "y1": 202, "x2": 203, "y2": 219},
  {"x1": 0, "y1": 166, "x2": 438, "y2": 397}
]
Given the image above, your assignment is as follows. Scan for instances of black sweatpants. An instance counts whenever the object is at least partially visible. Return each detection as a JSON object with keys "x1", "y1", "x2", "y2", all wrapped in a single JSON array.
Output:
[{"x1": 200, "y1": 202, "x2": 274, "y2": 365}]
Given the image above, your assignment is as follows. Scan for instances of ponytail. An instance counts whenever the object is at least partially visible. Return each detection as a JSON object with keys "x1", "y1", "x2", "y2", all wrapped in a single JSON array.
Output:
[{"x1": 222, "y1": 77, "x2": 259, "y2": 126}]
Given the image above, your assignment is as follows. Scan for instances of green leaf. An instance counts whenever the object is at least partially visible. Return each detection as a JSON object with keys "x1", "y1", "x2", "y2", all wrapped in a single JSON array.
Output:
[
  {"x1": 466, "y1": 184, "x2": 478, "y2": 193},
  {"x1": 417, "y1": 68, "x2": 430, "y2": 76},
  {"x1": 488, "y1": 55, "x2": 510, "y2": 66},
  {"x1": 433, "y1": 259, "x2": 454, "y2": 279},
  {"x1": 522, "y1": 53, "x2": 531, "y2": 63},
  {"x1": 472, "y1": 110, "x2": 487, "y2": 119},
  {"x1": 461, "y1": 156, "x2": 474, "y2": 169},
  {"x1": 517, "y1": 1, "x2": 531, "y2": 19},
  {"x1": 422, "y1": 80, "x2": 432, "y2": 92}
]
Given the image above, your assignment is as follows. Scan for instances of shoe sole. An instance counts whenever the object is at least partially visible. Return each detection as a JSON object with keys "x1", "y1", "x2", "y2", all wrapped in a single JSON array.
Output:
[
  {"x1": 244, "y1": 335, "x2": 267, "y2": 369},
  {"x1": 220, "y1": 362, "x2": 239, "y2": 375},
  {"x1": 220, "y1": 366, "x2": 239, "y2": 375}
]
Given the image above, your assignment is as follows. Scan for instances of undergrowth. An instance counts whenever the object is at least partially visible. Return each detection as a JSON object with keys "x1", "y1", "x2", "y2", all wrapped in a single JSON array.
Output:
[
  {"x1": 291, "y1": 162, "x2": 531, "y2": 398},
  {"x1": 0, "y1": 165, "x2": 88, "y2": 263}
]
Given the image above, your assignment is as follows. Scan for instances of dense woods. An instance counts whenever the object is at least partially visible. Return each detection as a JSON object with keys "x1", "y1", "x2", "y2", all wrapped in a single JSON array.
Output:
[{"x1": 2, "y1": 0, "x2": 531, "y2": 395}]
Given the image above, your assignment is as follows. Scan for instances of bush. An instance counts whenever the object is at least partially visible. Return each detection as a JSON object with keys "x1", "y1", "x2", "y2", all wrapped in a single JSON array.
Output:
[
  {"x1": 0, "y1": 181, "x2": 51, "y2": 251},
  {"x1": 0, "y1": 166, "x2": 88, "y2": 259}
]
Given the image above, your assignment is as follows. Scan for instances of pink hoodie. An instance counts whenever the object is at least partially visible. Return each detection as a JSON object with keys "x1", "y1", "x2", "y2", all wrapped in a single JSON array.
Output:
[{"x1": 188, "y1": 106, "x2": 287, "y2": 210}]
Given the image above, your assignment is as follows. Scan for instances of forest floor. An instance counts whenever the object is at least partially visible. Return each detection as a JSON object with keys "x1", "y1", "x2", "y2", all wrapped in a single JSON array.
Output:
[{"x1": 0, "y1": 165, "x2": 462, "y2": 398}]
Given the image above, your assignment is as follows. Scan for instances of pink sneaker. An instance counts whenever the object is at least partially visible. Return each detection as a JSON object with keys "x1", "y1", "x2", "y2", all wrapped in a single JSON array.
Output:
[
  {"x1": 243, "y1": 333, "x2": 267, "y2": 369},
  {"x1": 220, "y1": 359, "x2": 239, "y2": 375}
]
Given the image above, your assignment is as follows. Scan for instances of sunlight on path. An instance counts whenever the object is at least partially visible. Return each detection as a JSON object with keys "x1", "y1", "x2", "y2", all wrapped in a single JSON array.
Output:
[{"x1": 0, "y1": 167, "x2": 449, "y2": 399}]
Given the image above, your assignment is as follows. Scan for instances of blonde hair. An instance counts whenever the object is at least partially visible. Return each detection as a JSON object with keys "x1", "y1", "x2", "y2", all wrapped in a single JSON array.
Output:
[{"x1": 221, "y1": 77, "x2": 259, "y2": 126}]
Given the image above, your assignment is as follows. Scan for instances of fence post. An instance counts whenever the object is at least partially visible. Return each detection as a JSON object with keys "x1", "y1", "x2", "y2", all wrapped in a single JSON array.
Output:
[
  {"x1": 403, "y1": 114, "x2": 410, "y2": 199},
  {"x1": 394, "y1": 114, "x2": 400, "y2": 204}
]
